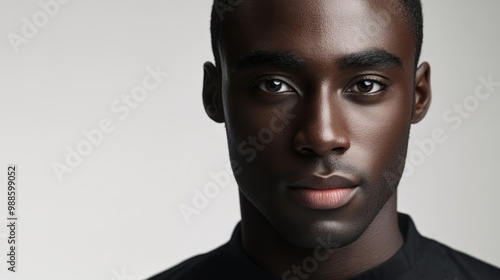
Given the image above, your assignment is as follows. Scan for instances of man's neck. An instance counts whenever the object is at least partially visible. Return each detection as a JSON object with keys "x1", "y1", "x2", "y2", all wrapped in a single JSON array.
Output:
[{"x1": 239, "y1": 192, "x2": 403, "y2": 280}]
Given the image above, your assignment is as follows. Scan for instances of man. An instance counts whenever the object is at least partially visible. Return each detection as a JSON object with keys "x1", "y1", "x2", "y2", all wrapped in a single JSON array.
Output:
[{"x1": 149, "y1": 0, "x2": 500, "y2": 279}]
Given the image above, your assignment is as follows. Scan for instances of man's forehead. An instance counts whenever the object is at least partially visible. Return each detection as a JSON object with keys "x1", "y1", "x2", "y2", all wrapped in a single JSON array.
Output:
[
  {"x1": 219, "y1": 0, "x2": 415, "y2": 71},
  {"x1": 224, "y1": 0, "x2": 407, "y2": 28}
]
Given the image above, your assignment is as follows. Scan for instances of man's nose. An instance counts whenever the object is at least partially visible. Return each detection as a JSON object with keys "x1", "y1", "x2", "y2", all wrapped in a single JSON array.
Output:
[{"x1": 293, "y1": 88, "x2": 350, "y2": 157}]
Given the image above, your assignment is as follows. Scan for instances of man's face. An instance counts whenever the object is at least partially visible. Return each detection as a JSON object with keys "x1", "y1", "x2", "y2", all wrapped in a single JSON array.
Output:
[{"x1": 207, "y1": 0, "x2": 430, "y2": 248}]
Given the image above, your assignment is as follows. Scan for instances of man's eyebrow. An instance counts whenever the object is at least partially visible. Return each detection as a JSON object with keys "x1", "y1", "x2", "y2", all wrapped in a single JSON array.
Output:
[
  {"x1": 236, "y1": 50, "x2": 306, "y2": 70},
  {"x1": 337, "y1": 49, "x2": 403, "y2": 70}
]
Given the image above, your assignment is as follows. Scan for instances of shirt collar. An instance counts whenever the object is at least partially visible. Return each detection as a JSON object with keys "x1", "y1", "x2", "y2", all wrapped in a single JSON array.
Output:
[
  {"x1": 228, "y1": 213, "x2": 424, "y2": 280},
  {"x1": 352, "y1": 213, "x2": 424, "y2": 279}
]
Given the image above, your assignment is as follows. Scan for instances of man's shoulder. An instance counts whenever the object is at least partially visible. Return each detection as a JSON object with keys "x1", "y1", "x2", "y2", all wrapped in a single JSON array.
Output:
[
  {"x1": 146, "y1": 243, "x2": 232, "y2": 280},
  {"x1": 145, "y1": 222, "x2": 276, "y2": 280},
  {"x1": 414, "y1": 236, "x2": 500, "y2": 279}
]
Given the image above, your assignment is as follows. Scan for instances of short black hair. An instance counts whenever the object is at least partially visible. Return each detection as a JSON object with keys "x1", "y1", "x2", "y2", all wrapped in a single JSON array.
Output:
[{"x1": 210, "y1": 0, "x2": 423, "y2": 69}]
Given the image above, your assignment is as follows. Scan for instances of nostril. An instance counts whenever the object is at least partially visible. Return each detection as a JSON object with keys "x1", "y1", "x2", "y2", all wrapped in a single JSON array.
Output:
[
  {"x1": 293, "y1": 127, "x2": 351, "y2": 157},
  {"x1": 297, "y1": 146, "x2": 316, "y2": 156},
  {"x1": 295, "y1": 140, "x2": 349, "y2": 157},
  {"x1": 292, "y1": 106, "x2": 351, "y2": 157}
]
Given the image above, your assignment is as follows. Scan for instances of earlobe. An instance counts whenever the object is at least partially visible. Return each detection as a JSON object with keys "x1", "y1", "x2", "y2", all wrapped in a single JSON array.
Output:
[
  {"x1": 411, "y1": 62, "x2": 432, "y2": 124},
  {"x1": 203, "y1": 62, "x2": 225, "y2": 123}
]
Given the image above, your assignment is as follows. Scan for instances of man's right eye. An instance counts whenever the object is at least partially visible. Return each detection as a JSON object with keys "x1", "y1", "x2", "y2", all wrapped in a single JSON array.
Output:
[{"x1": 257, "y1": 79, "x2": 295, "y2": 93}]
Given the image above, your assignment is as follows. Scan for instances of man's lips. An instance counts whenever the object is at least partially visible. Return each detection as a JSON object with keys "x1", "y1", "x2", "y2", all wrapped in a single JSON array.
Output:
[
  {"x1": 288, "y1": 174, "x2": 359, "y2": 210},
  {"x1": 288, "y1": 174, "x2": 359, "y2": 190}
]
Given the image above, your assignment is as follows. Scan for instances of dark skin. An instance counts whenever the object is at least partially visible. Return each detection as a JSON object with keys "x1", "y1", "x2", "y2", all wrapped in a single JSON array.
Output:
[{"x1": 203, "y1": 0, "x2": 431, "y2": 279}]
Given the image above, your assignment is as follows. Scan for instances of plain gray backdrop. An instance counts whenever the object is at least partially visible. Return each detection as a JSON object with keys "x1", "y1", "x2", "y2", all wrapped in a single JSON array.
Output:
[{"x1": 0, "y1": 1, "x2": 499, "y2": 279}]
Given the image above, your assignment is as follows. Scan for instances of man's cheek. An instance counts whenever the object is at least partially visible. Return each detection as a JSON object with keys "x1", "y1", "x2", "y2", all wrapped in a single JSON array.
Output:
[{"x1": 353, "y1": 124, "x2": 407, "y2": 167}]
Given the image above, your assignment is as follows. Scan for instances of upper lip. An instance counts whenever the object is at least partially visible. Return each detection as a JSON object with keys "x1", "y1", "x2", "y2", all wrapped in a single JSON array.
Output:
[{"x1": 288, "y1": 174, "x2": 359, "y2": 190}]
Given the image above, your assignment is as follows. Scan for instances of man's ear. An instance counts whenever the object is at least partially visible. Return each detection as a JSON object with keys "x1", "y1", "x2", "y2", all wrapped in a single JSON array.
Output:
[
  {"x1": 411, "y1": 62, "x2": 432, "y2": 123},
  {"x1": 203, "y1": 62, "x2": 225, "y2": 123}
]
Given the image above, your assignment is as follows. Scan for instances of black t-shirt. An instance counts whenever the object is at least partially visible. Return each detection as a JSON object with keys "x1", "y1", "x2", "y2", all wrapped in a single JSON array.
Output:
[{"x1": 148, "y1": 213, "x2": 500, "y2": 279}]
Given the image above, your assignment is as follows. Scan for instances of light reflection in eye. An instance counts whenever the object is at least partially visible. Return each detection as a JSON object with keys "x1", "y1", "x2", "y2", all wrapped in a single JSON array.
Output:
[
  {"x1": 258, "y1": 79, "x2": 294, "y2": 93},
  {"x1": 348, "y1": 80, "x2": 385, "y2": 94}
]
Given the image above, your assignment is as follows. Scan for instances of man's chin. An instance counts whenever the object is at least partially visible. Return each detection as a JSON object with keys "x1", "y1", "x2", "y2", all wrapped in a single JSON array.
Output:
[{"x1": 265, "y1": 209, "x2": 370, "y2": 249}]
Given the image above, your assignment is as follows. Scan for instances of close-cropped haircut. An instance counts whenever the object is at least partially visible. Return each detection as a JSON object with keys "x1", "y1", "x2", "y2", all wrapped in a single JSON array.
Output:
[{"x1": 210, "y1": 0, "x2": 423, "y2": 70}]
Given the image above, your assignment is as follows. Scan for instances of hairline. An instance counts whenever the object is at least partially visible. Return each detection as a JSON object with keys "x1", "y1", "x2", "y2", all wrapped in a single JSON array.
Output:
[{"x1": 210, "y1": 0, "x2": 423, "y2": 72}]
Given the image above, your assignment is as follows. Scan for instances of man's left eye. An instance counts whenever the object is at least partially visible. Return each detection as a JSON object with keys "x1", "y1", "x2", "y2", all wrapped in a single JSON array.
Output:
[
  {"x1": 258, "y1": 79, "x2": 294, "y2": 93},
  {"x1": 348, "y1": 80, "x2": 385, "y2": 94}
]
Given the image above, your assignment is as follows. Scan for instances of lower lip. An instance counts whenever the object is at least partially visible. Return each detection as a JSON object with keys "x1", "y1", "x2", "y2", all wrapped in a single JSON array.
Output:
[{"x1": 289, "y1": 187, "x2": 357, "y2": 210}]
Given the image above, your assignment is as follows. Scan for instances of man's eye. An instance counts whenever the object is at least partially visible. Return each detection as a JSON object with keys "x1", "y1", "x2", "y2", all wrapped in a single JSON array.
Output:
[
  {"x1": 348, "y1": 80, "x2": 385, "y2": 94},
  {"x1": 258, "y1": 79, "x2": 294, "y2": 93}
]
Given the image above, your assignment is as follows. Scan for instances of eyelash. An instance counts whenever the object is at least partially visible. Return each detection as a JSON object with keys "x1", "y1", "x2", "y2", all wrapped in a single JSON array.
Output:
[
  {"x1": 347, "y1": 77, "x2": 389, "y2": 94},
  {"x1": 250, "y1": 76, "x2": 389, "y2": 94},
  {"x1": 250, "y1": 76, "x2": 294, "y2": 89}
]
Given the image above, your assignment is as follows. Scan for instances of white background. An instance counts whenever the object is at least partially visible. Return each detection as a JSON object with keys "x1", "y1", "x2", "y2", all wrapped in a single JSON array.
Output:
[{"x1": 0, "y1": 0, "x2": 499, "y2": 279}]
